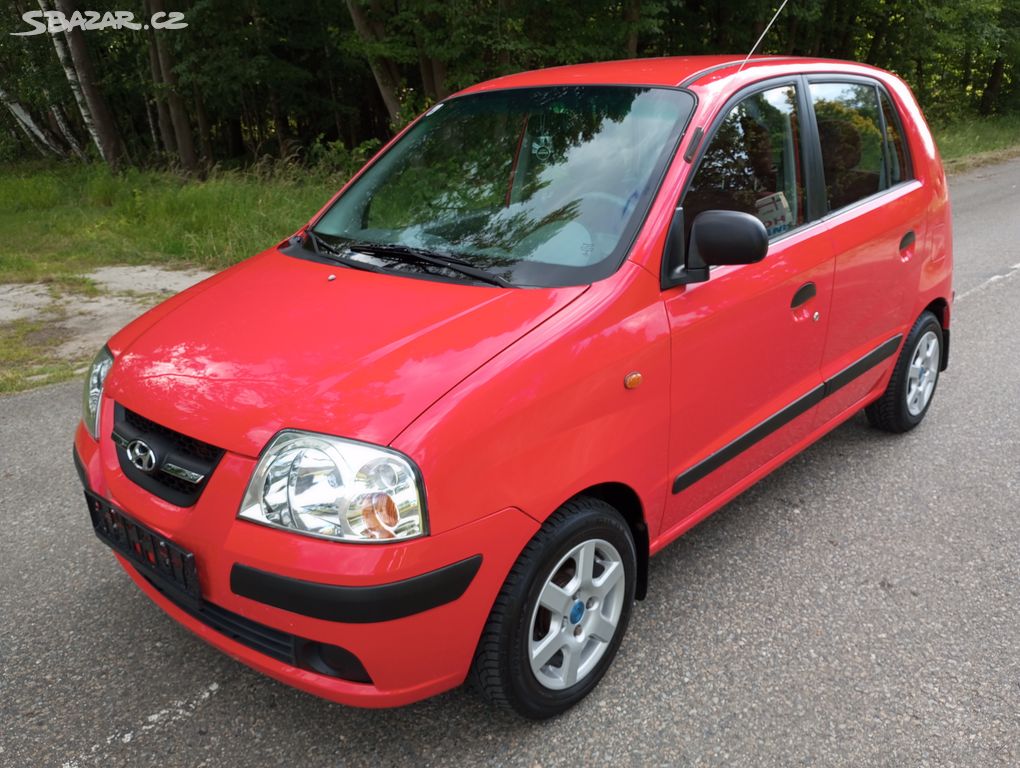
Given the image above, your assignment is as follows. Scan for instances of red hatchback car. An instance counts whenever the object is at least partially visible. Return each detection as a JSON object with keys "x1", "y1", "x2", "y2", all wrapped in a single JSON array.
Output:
[{"x1": 75, "y1": 55, "x2": 952, "y2": 719}]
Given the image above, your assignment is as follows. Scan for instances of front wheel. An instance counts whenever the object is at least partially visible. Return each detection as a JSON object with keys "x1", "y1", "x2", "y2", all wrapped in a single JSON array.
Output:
[
  {"x1": 865, "y1": 310, "x2": 944, "y2": 432},
  {"x1": 471, "y1": 497, "x2": 636, "y2": 719}
]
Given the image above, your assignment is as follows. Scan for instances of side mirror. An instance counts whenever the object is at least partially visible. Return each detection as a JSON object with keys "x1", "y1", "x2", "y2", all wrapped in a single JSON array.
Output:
[{"x1": 661, "y1": 208, "x2": 769, "y2": 288}]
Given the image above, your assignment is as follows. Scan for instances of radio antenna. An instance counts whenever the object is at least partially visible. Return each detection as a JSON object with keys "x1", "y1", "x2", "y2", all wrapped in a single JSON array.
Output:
[{"x1": 737, "y1": 0, "x2": 790, "y2": 73}]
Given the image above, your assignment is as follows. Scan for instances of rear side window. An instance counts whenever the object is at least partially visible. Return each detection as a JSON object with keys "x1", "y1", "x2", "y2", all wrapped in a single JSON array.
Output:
[
  {"x1": 810, "y1": 82, "x2": 888, "y2": 211},
  {"x1": 879, "y1": 90, "x2": 911, "y2": 185},
  {"x1": 683, "y1": 84, "x2": 807, "y2": 240}
]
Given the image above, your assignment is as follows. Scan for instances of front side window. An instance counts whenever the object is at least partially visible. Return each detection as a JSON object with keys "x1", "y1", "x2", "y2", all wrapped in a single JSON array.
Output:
[
  {"x1": 313, "y1": 86, "x2": 694, "y2": 287},
  {"x1": 810, "y1": 82, "x2": 886, "y2": 211},
  {"x1": 683, "y1": 84, "x2": 807, "y2": 240}
]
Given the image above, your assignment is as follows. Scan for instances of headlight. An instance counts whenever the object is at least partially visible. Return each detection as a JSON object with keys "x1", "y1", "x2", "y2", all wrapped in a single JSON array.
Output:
[
  {"x1": 82, "y1": 345, "x2": 114, "y2": 439},
  {"x1": 238, "y1": 430, "x2": 427, "y2": 543}
]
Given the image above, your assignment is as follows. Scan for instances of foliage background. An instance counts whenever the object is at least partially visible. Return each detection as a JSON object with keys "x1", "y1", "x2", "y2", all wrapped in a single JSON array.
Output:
[{"x1": 0, "y1": 0, "x2": 1017, "y2": 171}]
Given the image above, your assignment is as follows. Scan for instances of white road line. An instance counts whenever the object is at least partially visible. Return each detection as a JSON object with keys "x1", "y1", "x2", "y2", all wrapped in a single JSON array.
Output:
[
  {"x1": 956, "y1": 261, "x2": 1020, "y2": 302},
  {"x1": 60, "y1": 682, "x2": 220, "y2": 768}
]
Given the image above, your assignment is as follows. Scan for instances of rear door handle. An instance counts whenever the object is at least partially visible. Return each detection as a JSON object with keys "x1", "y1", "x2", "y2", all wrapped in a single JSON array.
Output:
[
  {"x1": 899, "y1": 230, "x2": 917, "y2": 262},
  {"x1": 791, "y1": 281, "x2": 816, "y2": 309}
]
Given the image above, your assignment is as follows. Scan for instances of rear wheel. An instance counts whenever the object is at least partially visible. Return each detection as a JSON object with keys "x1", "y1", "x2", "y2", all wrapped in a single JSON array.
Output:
[
  {"x1": 471, "y1": 497, "x2": 636, "y2": 719},
  {"x1": 866, "y1": 310, "x2": 943, "y2": 432}
]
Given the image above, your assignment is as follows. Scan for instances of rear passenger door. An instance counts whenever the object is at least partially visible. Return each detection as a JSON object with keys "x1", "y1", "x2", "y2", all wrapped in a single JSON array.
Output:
[{"x1": 808, "y1": 78, "x2": 929, "y2": 423}]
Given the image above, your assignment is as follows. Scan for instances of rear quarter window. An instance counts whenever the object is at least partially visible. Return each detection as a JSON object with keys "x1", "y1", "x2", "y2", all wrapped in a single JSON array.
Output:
[{"x1": 879, "y1": 90, "x2": 912, "y2": 185}]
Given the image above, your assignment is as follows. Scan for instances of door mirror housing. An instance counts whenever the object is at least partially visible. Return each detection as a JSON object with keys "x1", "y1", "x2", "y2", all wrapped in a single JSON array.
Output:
[{"x1": 661, "y1": 208, "x2": 769, "y2": 288}]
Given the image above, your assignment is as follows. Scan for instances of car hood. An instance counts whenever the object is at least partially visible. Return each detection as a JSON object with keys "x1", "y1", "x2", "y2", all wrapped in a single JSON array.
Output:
[{"x1": 105, "y1": 249, "x2": 587, "y2": 457}]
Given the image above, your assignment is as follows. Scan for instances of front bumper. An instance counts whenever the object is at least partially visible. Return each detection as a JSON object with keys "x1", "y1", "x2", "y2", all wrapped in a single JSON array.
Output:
[{"x1": 75, "y1": 417, "x2": 539, "y2": 707}]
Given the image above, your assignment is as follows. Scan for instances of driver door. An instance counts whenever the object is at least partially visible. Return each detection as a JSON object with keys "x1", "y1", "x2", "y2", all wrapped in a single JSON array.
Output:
[{"x1": 659, "y1": 79, "x2": 835, "y2": 536}]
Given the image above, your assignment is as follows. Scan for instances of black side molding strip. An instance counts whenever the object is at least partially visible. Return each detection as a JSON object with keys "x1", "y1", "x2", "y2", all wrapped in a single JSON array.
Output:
[
  {"x1": 673, "y1": 385, "x2": 824, "y2": 493},
  {"x1": 231, "y1": 555, "x2": 483, "y2": 624},
  {"x1": 823, "y1": 335, "x2": 902, "y2": 398},
  {"x1": 672, "y1": 335, "x2": 903, "y2": 494}
]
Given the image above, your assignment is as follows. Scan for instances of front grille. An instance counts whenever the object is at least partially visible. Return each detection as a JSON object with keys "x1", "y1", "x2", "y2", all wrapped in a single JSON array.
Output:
[
  {"x1": 113, "y1": 404, "x2": 224, "y2": 507},
  {"x1": 137, "y1": 567, "x2": 372, "y2": 683},
  {"x1": 123, "y1": 408, "x2": 221, "y2": 463}
]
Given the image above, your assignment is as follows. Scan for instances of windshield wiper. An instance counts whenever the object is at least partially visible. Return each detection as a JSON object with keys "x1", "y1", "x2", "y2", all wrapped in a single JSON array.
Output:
[
  {"x1": 305, "y1": 231, "x2": 512, "y2": 287},
  {"x1": 302, "y1": 230, "x2": 386, "y2": 274},
  {"x1": 343, "y1": 241, "x2": 514, "y2": 288}
]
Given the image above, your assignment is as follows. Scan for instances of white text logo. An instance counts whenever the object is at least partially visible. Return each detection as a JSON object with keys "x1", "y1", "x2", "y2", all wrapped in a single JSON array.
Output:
[{"x1": 11, "y1": 9, "x2": 187, "y2": 36}]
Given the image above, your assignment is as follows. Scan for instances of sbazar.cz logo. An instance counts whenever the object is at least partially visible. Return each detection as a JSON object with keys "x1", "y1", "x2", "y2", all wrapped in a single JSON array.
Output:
[{"x1": 11, "y1": 9, "x2": 187, "y2": 35}]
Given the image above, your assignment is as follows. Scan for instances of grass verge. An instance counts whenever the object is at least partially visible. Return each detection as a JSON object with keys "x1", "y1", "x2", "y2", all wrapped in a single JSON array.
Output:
[
  {"x1": 934, "y1": 113, "x2": 1020, "y2": 172},
  {"x1": 0, "y1": 317, "x2": 80, "y2": 394},
  {"x1": 0, "y1": 163, "x2": 336, "y2": 284}
]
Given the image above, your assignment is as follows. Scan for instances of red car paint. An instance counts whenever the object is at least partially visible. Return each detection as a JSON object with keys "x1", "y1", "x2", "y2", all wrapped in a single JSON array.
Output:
[{"x1": 74, "y1": 55, "x2": 952, "y2": 707}]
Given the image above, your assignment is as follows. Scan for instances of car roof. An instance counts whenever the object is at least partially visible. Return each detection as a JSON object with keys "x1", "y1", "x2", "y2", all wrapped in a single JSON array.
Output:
[{"x1": 457, "y1": 55, "x2": 890, "y2": 95}]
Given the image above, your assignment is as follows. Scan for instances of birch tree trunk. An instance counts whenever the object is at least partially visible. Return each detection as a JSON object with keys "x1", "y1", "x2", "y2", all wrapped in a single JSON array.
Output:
[
  {"x1": 51, "y1": 104, "x2": 86, "y2": 159},
  {"x1": 144, "y1": 98, "x2": 160, "y2": 153},
  {"x1": 54, "y1": 0, "x2": 126, "y2": 168},
  {"x1": 0, "y1": 84, "x2": 65, "y2": 156},
  {"x1": 38, "y1": 0, "x2": 98, "y2": 159}
]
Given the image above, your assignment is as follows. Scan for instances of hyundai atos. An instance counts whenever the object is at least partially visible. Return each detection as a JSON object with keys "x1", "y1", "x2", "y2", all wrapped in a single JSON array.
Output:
[{"x1": 74, "y1": 55, "x2": 953, "y2": 719}]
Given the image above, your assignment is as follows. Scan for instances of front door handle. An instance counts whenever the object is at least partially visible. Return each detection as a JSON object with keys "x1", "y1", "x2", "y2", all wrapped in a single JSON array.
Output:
[{"x1": 791, "y1": 281, "x2": 816, "y2": 309}]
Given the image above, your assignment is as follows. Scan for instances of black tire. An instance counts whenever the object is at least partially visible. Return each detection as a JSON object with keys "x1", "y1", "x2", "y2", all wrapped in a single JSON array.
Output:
[
  {"x1": 865, "y1": 310, "x2": 944, "y2": 433},
  {"x1": 470, "y1": 496, "x2": 636, "y2": 719}
]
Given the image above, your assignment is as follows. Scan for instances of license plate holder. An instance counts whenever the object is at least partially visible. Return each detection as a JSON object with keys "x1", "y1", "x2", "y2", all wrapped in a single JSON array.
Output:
[{"x1": 85, "y1": 491, "x2": 203, "y2": 611}]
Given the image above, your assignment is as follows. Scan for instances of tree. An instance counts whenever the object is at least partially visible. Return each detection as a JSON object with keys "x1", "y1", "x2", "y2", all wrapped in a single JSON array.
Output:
[
  {"x1": 1, "y1": 0, "x2": 1017, "y2": 169},
  {"x1": 37, "y1": 0, "x2": 96, "y2": 159},
  {"x1": 0, "y1": 81, "x2": 64, "y2": 156},
  {"x1": 53, "y1": 0, "x2": 126, "y2": 168},
  {"x1": 146, "y1": 0, "x2": 198, "y2": 171},
  {"x1": 345, "y1": 0, "x2": 404, "y2": 124}
]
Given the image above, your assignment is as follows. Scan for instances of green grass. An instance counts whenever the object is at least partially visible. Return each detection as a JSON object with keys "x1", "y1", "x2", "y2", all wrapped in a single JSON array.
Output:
[
  {"x1": 933, "y1": 113, "x2": 1020, "y2": 169},
  {"x1": 0, "y1": 317, "x2": 80, "y2": 394},
  {"x1": 0, "y1": 163, "x2": 338, "y2": 284}
]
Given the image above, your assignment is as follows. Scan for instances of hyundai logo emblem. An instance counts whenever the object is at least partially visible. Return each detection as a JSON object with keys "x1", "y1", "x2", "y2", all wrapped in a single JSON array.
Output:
[{"x1": 126, "y1": 439, "x2": 158, "y2": 473}]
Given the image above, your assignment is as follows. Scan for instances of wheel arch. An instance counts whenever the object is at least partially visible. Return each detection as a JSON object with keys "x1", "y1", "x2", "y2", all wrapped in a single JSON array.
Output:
[{"x1": 568, "y1": 482, "x2": 650, "y2": 600}]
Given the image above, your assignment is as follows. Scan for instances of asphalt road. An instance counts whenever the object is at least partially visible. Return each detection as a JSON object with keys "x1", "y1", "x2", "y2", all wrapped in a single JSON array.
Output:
[{"x1": 2, "y1": 158, "x2": 1019, "y2": 768}]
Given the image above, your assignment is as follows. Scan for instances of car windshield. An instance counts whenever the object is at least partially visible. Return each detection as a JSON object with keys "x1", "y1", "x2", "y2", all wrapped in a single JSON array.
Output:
[{"x1": 312, "y1": 86, "x2": 694, "y2": 287}]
